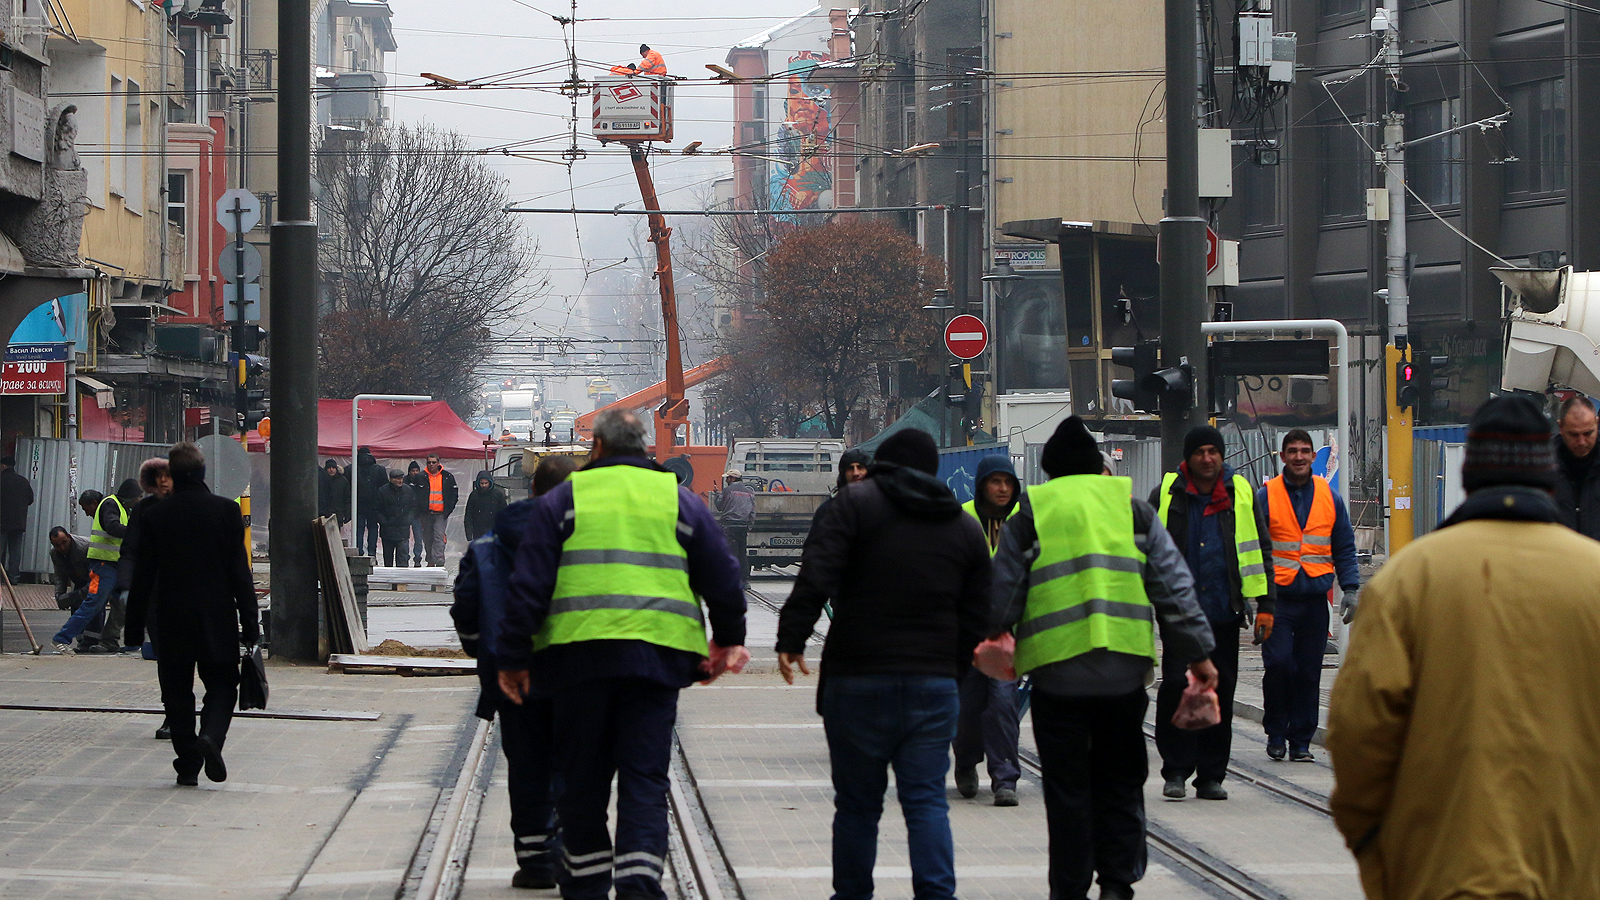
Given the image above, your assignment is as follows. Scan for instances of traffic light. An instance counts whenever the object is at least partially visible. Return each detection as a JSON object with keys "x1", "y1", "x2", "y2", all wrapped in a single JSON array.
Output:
[
  {"x1": 240, "y1": 355, "x2": 270, "y2": 431},
  {"x1": 1414, "y1": 353, "x2": 1451, "y2": 417},
  {"x1": 946, "y1": 362, "x2": 967, "y2": 406},
  {"x1": 1395, "y1": 357, "x2": 1418, "y2": 411},
  {"x1": 1111, "y1": 341, "x2": 1161, "y2": 413},
  {"x1": 1144, "y1": 361, "x2": 1194, "y2": 403},
  {"x1": 235, "y1": 325, "x2": 267, "y2": 353}
]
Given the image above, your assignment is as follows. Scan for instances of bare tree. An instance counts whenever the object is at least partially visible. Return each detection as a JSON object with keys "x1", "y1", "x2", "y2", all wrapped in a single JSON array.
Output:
[
  {"x1": 316, "y1": 124, "x2": 546, "y2": 413},
  {"x1": 750, "y1": 221, "x2": 945, "y2": 438}
]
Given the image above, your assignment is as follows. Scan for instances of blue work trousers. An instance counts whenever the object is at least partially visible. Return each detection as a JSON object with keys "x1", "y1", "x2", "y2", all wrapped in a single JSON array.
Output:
[
  {"x1": 1261, "y1": 592, "x2": 1330, "y2": 751},
  {"x1": 54, "y1": 559, "x2": 117, "y2": 647},
  {"x1": 495, "y1": 692, "x2": 562, "y2": 881},
  {"x1": 551, "y1": 677, "x2": 678, "y2": 900},
  {"x1": 953, "y1": 668, "x2": 1021, "y2": 792},
  {"x1": 822, "y1": 673, "x2": 960, "y2": 900}
]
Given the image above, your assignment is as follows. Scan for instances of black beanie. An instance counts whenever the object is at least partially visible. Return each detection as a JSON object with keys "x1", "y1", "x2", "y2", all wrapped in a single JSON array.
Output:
[
  {"x1": 1462, "y1": 394, "x2": 1557, "y2": 491},
  {"x1": 1041, "y1": 416, "x2": 1103, "y2": 478},
  {"x1": 875, "y1": 428, "x2": 939, "y2": 475},
  {"x1": 1183, "y1": 425, "x2": 1226, "y2": 461}
]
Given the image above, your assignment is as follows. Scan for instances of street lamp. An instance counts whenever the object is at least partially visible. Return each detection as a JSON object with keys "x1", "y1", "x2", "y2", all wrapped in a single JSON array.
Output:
[{"x1": 922, "y1": 287, "x2": 953, "y2": 314}]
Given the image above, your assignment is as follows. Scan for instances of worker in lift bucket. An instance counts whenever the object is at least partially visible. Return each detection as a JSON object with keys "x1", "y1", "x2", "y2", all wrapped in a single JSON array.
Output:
[{"x1": 611, "y1": 44, "x2": 666, "y2": 76}]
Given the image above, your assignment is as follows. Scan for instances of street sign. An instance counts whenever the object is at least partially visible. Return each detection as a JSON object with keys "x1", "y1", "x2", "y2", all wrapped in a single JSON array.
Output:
[
  {"x1": 198, "y1": 432, "x2": 252, "y2": 500},
  {"x1": 218, "y1": 242, "x2": 263, "y2": 282},
  {"x1": 224, "y1": 283, "x2": 261, "y2": 322},
  {"x1": 216, "y1": 188, "x2": 262, "y2": 234},
  {"x1": 943, "y1": 314, "x2": 990, "y2": 360},
  {"x1": 4, "y1": 342, "x2": 69, "y2": 362},
  {"x1": 0, "y1": 360, "x2": 66, "y2": 394},
  {"x1": 1206, "y1": 226, "x2": 1219, "y2": 274}
]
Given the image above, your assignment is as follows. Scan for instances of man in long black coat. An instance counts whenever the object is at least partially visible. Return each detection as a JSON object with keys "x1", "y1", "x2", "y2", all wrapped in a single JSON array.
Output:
[{"x1": 126, "y1": 441, "x2": 259, "y2": 786}]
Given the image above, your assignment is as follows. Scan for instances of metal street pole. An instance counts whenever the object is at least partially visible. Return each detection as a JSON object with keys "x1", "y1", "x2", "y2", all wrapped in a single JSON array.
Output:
[
  {"x1": 1380, "y1": 0, "x2": 1413, "y2": 554},
  {"x1": 268, "y1": 0, "x2": 320, "y2": 661},
  {"x1": 1159, "y1": 0, "x2": 1210, "y2": 470}
]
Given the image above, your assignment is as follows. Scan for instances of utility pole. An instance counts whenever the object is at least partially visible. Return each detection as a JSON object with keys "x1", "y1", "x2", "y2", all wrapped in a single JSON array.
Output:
[
  {"x1": 268, "y1": 0, "x2": 320, "y2": 660},
  {"x1": 1379, "y1": 0, "x2": 1413, "y2": 554},
  {"x1": 1159, "y1": 0, "x2": 1210, "y2": 469}
]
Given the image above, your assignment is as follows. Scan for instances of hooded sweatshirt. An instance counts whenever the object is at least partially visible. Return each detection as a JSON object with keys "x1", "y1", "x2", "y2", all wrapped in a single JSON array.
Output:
[
  {"x1": 463, "y1": 470, "x2": 507, "y2": 541},
  {"x1": 777, "y1": 461, "x2": 992, "y2": 685},
  {"x1": 966, "y1": 455, "x2": 1021, "y2": 550}
]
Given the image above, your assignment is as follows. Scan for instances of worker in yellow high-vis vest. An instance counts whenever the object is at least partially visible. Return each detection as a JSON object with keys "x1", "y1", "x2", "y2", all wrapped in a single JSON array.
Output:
[
  {"x1": 496, "y1": 409, "x2": 749, "y2": 900},
  {"x1": 54, "y1": 479, "x2": 140, "y2": 653},
  {"x1": 988, "y1": 417, "x2": 1217, "y2": 900},
  {"x1": 1148, "y1": 425, "x2": 1276, "y2": 803},
  {"x1": 955, "y1": 454, "x2": 1024, "y2": 807}
]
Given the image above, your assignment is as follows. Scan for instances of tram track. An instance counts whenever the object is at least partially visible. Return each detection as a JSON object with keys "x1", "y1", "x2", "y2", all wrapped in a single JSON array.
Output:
[{"x1": 1017, "y1": 747, "x2": 1294, "y2": 900}]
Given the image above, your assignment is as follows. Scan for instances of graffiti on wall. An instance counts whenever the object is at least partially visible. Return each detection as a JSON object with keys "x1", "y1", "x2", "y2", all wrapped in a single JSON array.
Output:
[{"x1": 769, "y1": 50, "x2": 832, "y2": 221}]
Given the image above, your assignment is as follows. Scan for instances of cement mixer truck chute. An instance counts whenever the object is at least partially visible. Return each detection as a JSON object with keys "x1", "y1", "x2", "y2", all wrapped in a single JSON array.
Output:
[{"x1": 1493, "y1": 266, "x2": 1600, "y2": 396}]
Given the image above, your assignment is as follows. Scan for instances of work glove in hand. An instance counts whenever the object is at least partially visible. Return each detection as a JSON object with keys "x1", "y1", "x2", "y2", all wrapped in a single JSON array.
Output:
[
  {"x1": 1253, "y1": 612, "x2": 1274, "y2": 645},
  {"x1": 1339, "y1": 589, "x2": 1359, "y2": 624}
]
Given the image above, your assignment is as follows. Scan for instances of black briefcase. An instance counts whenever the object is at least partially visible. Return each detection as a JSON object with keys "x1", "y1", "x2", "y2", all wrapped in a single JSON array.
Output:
[{"x1": 239, "y1": 644, "x2": 269, "y2": 710}]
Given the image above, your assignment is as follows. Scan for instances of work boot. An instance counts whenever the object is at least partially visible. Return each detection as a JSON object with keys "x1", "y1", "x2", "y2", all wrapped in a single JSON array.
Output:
[
  {"x1": 993, "y1": 787, "x2": 1019, "y2": 807},
  {"x1": 511, "y1": 866, "x2": 556, "y2": 889},
  {"x1": 1194, "y1": 780, "x2": 1228, "y2": 801},
  {"x1": 955, "y1": 767, "x2": 978, "y2": 799},
  {"x1": 1162, "y1": 777, "x2": 1186, "y2": 799},
  {"x1": 1266, "y1": 739, "x2": 1287, "y2": 761}
]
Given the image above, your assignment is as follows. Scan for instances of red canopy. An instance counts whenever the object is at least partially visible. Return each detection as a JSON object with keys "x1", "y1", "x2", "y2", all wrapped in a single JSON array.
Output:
[{"x1": 247, "y1": 398, "x2": 493, "y2": 459}]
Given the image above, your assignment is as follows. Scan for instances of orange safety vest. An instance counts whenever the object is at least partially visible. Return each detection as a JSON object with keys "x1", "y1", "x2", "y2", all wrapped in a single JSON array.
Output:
[
  {"x1": 428, "y1": 470, "x2": 445, "y2": 513},
  {"x1": 1265, "y1": 474, "x2": 1336, "y2": 586}
]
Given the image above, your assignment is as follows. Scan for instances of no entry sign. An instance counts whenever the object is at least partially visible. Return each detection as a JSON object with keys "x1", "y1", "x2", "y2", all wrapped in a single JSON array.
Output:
[{"x1": 944, "y1": 314, "x2": 989, "y2": 360}]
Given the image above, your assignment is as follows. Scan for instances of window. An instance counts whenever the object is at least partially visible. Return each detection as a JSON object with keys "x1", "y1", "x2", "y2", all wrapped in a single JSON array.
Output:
[
  {"x1": 124, "y1": 81, "x2": 143, "y2": 213},
  {"x1": 1238, "y1": 135, "x2": 1280, "y2": 230},
  {"x1": 173, "y1": 26, "x2": 199, "y2": 124},
  {"x1": 902, "y1": 105, "x2": 916, "y2": 148},
  {"x1": 1407, "y1": 97, "x2": 1462, "y2": 206},
  {"x1": 1322, "y1": 0, "x2": 1365, "y2": 18},
  {"x1": 108, "y1": 76, "x2": 124, "y2": 197},
  {"x1": 1321, "y1": 121, "x2": 1368, "y2": 220},
  {"x1": 167, "y1": 171, "x2": 187, "y2": 232},
  {"x1": 1505, "y1": 78, "x2": 1567, "y2": 197}
]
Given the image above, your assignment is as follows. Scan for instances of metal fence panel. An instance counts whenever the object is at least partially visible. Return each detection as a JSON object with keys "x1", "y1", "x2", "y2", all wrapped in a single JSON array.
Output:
[
  {"x1": 14, "y1": 438, "x2": 167, "y2": 578},
  {"x1": 937, "y1": 444, "x2": 1009, "y2": 504}
]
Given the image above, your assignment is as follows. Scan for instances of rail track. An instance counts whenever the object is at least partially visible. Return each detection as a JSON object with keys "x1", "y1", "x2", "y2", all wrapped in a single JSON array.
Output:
[{"x1": 1018, "y1": 746, "x2": 1301, "y2": 900}]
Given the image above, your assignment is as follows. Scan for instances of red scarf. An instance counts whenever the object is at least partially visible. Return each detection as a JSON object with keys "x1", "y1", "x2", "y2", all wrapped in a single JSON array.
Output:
[{"x1": 1180, "y1": 462, "x2": 1232, "y2": 516}]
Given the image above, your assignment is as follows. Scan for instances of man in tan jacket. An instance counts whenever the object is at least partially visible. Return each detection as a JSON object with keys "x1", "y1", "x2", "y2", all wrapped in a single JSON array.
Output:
[{"x1": 1329, "y1": 394, "x2": 1600, "y2": 900}]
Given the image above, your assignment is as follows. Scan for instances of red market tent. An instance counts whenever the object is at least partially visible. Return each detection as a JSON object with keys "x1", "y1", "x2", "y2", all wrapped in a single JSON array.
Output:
[{"x1": 247, "y1": 398, "x2": 493, "y2": 459}]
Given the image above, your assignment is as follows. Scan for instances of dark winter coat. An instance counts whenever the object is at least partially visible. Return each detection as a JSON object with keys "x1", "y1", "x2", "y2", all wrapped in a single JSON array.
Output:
[
  {"x1": 413, "y1": 467, "x2": 459, "y2": 517},
  {"x1": 715, "y1": 481, "x2": 756, "y2": 526},
  {"x1": 1150, "y1": 467, "x2": 1276, "y2": 624},
  {"x1": 463, "y1": 471, "x2": 507, "y2": 541},
  {"x1": 1552, "y1": 436, "x2": 1600, "y2": 541},
  {"x1": 376, "y1": 481, "x2": 417, "y2": 539},
  {"x1": 116, "y1": 493, "x2": 164, "y2": 588},
  {"x1": 355, "y1": 449, "x2": 385, "y2": 510},
  {"x1": 1, "y1": 465, "x2": 34, "y2": 531},
  {"x1": 777, "y1": 462, "x2": 992, "y2": 686},
  {"x1": 125, "y1": 471, "x2": 259, "y2": 662}
]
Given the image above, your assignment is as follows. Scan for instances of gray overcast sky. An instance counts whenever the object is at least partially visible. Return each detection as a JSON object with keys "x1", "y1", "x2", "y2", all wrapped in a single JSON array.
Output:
[{"x1": 384, "y1": 0, "x2": 815, "y2": 344}]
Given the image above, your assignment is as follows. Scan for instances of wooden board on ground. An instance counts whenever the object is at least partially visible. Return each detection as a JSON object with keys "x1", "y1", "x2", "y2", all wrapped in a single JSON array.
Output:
[
  {"x1": 327, "y1": 653, "x2": 477, "y2": 676},
  {"x1": 313, "y1": 516, "x2": 368, "y2": 654}
]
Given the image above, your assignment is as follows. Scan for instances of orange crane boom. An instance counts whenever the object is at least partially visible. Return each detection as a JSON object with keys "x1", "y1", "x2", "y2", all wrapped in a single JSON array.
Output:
[{"x1": 575, "y1": 355, "x2": 729, "y2": 438}]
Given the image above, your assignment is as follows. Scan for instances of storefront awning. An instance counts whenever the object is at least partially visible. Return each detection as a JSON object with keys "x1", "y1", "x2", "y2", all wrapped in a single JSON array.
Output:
[{"x1": 75, "y1": 375, "x2": 114, "y2": 408}]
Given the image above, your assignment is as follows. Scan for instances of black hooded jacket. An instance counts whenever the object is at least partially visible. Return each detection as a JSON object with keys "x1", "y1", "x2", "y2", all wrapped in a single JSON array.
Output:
[
  {"x1": 777, "y1": 461, "x2": 992, "y2": 683},
  {"x1": 463, "y1": 470, "x2": 507, "y2": 541},
  {"x1": 355, "y1": 449, "x2": 384, "y2": 510}
]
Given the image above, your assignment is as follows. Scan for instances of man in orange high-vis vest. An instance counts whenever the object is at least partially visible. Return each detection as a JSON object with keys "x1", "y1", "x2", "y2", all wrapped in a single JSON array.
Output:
[
  {"x1": 1255, "y1": 429, "x2": 1359, "y2": 763},
  {"x1": 417, "y1": 453, "x2": 459, "y2": 568},
  {"x1": 611, "y1": 44, "x2": 666, "y2": 76}
]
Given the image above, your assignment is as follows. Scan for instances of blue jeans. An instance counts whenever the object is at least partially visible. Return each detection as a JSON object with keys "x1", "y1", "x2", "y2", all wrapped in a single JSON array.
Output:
[
  {"x1": 822, "y1": 673, "x2": 960, "y2": 900},
  {"x1": 54, "y1": 559, "x2": 117, "y2": 646},
  {"x1": 1262, "y1": 592, "x2": 1330, "y2": 750}
]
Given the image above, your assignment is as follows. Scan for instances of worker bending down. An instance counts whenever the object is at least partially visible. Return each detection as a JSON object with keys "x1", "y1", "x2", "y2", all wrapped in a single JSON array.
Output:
[{"x1": 612, "y1": 44, "x2": 666, "y2": 76}]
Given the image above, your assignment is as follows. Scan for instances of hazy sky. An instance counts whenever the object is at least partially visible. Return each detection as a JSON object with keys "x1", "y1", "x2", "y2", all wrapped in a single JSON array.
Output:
[{"x1": 384, "y1": 0, "x2": 815, "y2": 346}]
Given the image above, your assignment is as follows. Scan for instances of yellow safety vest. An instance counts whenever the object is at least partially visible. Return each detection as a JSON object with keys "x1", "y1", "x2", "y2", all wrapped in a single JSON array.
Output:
[
  {"x1": 961, "y1": 498, "x2": 1019, "y2": 555},
  {"x1": 1156, "y1": 472, "x2": 1269, "y2": 599},
  {"x1": 1015, "y1": 475, "x2": 1153, "y2": 674},
  {"x1": 87, "y1": 495, "x2": 128, "y2": 562},
  {"x1": 536, "y1": 465, "x2": 708, "y2": 656}
]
